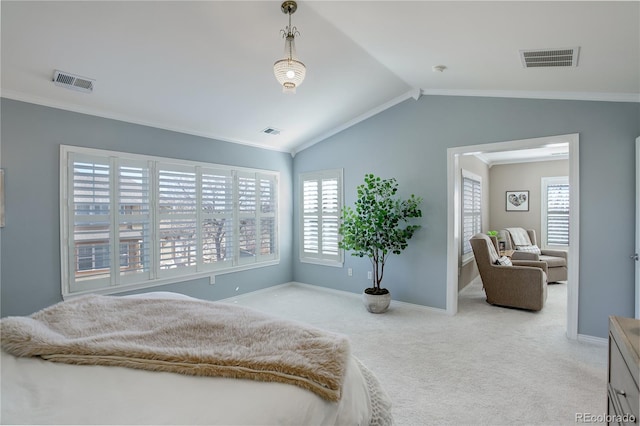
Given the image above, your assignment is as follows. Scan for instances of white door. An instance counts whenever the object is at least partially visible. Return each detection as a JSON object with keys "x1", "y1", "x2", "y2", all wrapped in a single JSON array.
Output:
[{"x1": 635, "y1": 137, "x2": 639, "y2": 319}]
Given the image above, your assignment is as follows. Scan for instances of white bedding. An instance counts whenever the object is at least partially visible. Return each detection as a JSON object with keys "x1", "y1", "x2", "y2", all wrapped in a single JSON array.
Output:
[{"x1": 1, "y1": 292, "x2": 392, "y2": 425}]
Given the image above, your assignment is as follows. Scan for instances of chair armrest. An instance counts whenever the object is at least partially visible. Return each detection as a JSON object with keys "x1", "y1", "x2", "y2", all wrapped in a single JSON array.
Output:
[
  {"x1": 486, "y1": 265, "x2": 547, "y2": 310},
  {"x1": 540, "y1": 249, "x2": 568, "y2": 259},
  {"x1": 511, "y1": 260, "x2": 548, "y2": 275},
  {"x1": 511, "y1": 251, "x2": 539, "y2": 261}
]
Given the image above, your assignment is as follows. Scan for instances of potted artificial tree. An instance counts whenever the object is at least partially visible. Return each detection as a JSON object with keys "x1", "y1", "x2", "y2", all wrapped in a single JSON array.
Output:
[{"x1": 338, "y1": 174, "x2": 422, "y2": 313}]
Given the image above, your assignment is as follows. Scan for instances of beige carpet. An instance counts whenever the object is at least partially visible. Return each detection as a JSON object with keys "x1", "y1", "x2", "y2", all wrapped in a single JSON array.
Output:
[{"x1": 228, "y1": 279, "x2": 608, "y2": 426}]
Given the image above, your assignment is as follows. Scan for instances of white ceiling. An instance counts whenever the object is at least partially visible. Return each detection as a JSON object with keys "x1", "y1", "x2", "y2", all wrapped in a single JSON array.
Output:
[
  {"x1": 2, "y1": 1, "x2": 638, "y2": 155},
  {"x1": 472, "y1": 144, "x2": 569, "y2": 166}
]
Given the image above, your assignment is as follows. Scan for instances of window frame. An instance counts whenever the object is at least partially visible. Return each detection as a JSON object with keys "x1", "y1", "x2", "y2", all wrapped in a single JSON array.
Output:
[
  {"x1": 299, "y1": 169, "x2": 344, "y2": 267},
  {"x1": 461, "y1": 169, "x2": 482, "y2": 262},
  {"x1": 60, "y1": 145, "x2": 279, "y2": 298},
  {"x1": 541, "y1": 176, "x2": 570, "y2": 249}
]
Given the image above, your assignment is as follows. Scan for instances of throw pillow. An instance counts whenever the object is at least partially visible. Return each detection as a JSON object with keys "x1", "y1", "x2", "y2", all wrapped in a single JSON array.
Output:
[
  {"x1": 516, "y1": 244, "x2": 541, "y2": 255},
  {"x1": 495, "y1": 256, "x2": 512, "y2": 266}
]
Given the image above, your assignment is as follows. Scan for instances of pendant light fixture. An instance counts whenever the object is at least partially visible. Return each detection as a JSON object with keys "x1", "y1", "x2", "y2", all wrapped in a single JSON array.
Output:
[{"x1": 273, "y1": 1, "x2": 306, "y2": 94}]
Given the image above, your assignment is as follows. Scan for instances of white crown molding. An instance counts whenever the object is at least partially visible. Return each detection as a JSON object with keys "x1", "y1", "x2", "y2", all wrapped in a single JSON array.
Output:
[
  {"x1": 292, "y1": 87, "x2": 638, "y2": 155},
  {"x1": 420, "y1": 88, "x2": 640, "y2": 103},
  {"x1": 291, "y1": 88, "x2": 420, "y2": 156},
  {"x1": 0, "y1": 89, "x2": 291, "y2": 154}
]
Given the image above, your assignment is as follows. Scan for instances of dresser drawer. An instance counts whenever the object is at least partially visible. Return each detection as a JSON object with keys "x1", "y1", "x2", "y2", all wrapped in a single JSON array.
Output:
[{"x1": 609, "y1": 338, "x2": 639, "y2": 423}]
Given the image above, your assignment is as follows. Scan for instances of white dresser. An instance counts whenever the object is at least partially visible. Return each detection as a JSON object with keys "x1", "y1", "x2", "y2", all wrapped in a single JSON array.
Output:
[{"x1": 608, "y1": 316, "x2": 639, "y2": 426}]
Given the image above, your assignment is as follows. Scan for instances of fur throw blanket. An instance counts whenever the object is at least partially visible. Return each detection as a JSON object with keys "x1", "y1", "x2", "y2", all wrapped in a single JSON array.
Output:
[{"x1": 0, "y1": 295, "x2": 351, "y2": 401}]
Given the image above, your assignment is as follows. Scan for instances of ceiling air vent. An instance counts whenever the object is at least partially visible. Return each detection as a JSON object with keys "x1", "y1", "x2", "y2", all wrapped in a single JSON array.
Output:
[
  {"x1": 519, "y1": 47, "x2": 580, "y2": 68},
  {"x1": 52, "y1": 70, "x2": 95, "y2": 93},
  {"x1": 261, "y1": 127, "x2": 281, "y2": 136}
]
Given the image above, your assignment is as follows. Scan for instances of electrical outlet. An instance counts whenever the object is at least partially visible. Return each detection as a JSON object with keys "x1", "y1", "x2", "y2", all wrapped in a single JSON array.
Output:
[
  {"x1": 209, "y1": 275, "x2": 216, "y2": 285},
  {"x1": 348, "y1": 268, "x2": 353, "y2": 276},
  {"x1": 367, "y1": 271, "x2": 372, "y2": 280}
]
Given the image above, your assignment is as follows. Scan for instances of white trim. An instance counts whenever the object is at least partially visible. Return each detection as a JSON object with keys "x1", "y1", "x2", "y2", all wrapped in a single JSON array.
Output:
[
  {"x1": 1, "y1": 90, "x2": 291, "y2": 154},
  {"x1": 577, "y1": 334, "x2": 607, "y2": 346},
  {"x1": 60, "y1": 145, "x2": 280, "y2": 297},
  {"x1": 5, "y1": 88, "x2": 637, "y2": 161},
  {"x1": 421, "y1": 89, "x2": 640, "y2": 104},
  {"x1": 63, "y1": 261, "x2": 280, "y2": 300},
  {"x1": 299, "y1": 258, "x2": 343, "y2": 268},
  {"x1": 219, "y1": 282, "x2": 295, "y2": 304},
  {"x1": 566, "y1": 135, "x2": 580, "y2": 340},
  {"x1": 461, "y1": 168, "x2": 482, "y2": 262},
  {"x1": 292, "y1": 89, "x2": 420, "y2": 155},
  {"x1": 298, "y1": 169, "x2": 344, "y2": 267},
  {"x1": 636, "y1": 137, "x2": 640, "y2": 319},
  {"x1": 447, "y1": 133, "x2": 580, "y2": 341},
  {"x1": 291, "y1": 282, "x2": 448, "y2": 314},
  {"x1": 446, "y1": 148, "x2": 461, "y2": 315},
  {"x1": 540, "y1": 176, "x2": 570, "y2": 250}
]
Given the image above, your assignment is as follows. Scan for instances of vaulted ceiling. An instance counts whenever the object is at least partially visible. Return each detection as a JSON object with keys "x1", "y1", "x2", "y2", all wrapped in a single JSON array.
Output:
[{"x1": 2, "y1": 1, "x2": 638, "y2": 155}]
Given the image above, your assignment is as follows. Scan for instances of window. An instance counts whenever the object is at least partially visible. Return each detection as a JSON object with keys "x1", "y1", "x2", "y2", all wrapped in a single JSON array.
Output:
[
  {"x1": 542, "y1": 176, "x2": 569, "y2": 248},
  {"x1": 461, "y1": 170, "x2": 482, "y2": 258},
  {"x1": 300, "y1": 170, "x2": 343, "y2": 266},
  {"x1": 60, "y1": 146, "x2": 279, "y2": 296}
]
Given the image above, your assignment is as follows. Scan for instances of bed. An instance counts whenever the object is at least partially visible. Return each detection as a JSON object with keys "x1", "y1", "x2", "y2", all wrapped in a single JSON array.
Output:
[{"x1": 1, "y1": 292, "x2": 392, "y2": 425}]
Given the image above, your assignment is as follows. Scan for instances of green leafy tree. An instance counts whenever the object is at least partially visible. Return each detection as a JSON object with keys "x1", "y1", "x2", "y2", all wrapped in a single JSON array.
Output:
[{"x1": 339, "y1": 174, "x2": 422, "y2": 295}]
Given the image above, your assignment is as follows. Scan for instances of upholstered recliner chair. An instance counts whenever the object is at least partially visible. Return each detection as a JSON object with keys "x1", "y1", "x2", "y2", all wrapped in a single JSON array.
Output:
[
  {"x1": 502, "y1": 228, "x2": 568, "y2": 282},
  {"x1": 470, "y1": 233, "x2": 548, "y2": 311}
]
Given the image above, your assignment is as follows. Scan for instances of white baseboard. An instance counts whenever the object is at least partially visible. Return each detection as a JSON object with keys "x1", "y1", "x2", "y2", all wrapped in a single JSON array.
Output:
[
  {"x1": 219, "y1": 282, "x2": 295, "y2": 303},
  {"x1": 291, "y1": 281, "x2": 448, "y2": 314},
  {"x1": 576, "y1": 333, "x2": 607, "y2": 346}
]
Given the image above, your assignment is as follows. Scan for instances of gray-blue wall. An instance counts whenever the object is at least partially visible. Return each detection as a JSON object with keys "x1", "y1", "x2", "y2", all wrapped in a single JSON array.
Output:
[
  {"x1": 0, "y1": 98, "x2": 294, "y2": 317},
  {"x1": 292, "y1": 95, "x2": 640, "y2": 339},
  {"x1": 2, "y1": 96, "x2": 639, "y2": 339}
]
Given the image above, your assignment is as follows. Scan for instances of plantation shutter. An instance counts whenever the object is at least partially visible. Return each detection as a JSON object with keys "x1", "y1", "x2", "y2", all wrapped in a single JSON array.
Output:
[
  {"x1": 201, "y1": 169, "x2": 234, "y2": 268},
  {"x1": 300, "y1": 170, "x2": 343, "y2": 265},
  {"x1": 462, "y1": 172, "x2": 482, "y2": 256},
  {"x1": 69, "y1": 153, "x2": 112, "y2": 292},
  {"x1": 546, "y1": 181, "x2": 570, "y2": 246},
  {"x1": 117, "y1": 160, "x2": 152, "y2": 283},
  {"x1": 259, "y1": 174, "x2": 278, "y2": 259},
  {"x1": 157, "y1": 164, "x2": 198, "y2": 276},
  {"x1": 61, "y1": 146, "x2": 280, "y2": 297},
  {"x1": 237, "y1": 172, "x2": 258, "y2": 264}
]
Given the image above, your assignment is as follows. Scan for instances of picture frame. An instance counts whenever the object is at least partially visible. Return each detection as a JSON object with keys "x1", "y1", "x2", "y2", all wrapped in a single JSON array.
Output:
[{"x1": 506, "y1": 190, "x2": 529, "y2": 212}]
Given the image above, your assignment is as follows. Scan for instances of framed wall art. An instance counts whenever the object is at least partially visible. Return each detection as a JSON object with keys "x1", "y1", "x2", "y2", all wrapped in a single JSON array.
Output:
[{"x1": 506, "y1": 190, "x2": 529, "y2": 212}]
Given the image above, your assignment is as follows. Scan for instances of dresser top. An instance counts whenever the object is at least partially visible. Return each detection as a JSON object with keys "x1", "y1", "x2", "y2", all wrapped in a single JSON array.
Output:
[{"x1": 611, "y1": 316, "x2": 640, "y2": 364}]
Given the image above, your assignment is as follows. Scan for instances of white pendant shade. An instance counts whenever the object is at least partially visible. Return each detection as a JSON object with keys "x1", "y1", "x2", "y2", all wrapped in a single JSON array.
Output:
[
  {"x1": 273, "y1": 1, "x2": 306, "y2": 94},
  {"x1": 274, "y1": 35, "x2": 306, "y2": 94}
]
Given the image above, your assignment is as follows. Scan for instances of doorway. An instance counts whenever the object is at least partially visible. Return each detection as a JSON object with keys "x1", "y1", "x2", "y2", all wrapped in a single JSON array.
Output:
[{"x1": 446, "y1": 134, "x2": 580, "y2": 339}]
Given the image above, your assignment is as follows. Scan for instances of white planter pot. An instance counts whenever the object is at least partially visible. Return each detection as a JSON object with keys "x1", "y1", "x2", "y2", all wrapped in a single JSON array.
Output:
[{"x1": 363, "y1": 291, "x2": 391, "y2": 313}]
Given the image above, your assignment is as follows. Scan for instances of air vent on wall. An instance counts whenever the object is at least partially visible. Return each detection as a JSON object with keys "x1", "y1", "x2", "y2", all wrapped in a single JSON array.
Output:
[
  {"x1": 519, "y1": 47, "x2": 580, "y2": 68},
  {"x1": 52, "y1": 70, "x2": 95, "y2": 93},
  {"x1": 261, "y1": 127, "x2": 281, "y2": 136}
]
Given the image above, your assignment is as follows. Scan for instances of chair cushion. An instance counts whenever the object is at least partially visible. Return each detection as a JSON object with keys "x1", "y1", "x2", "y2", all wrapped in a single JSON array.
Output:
[
  {"x1": 540, "y1": 254, "x2": 567, "y2": 268},
  {"x1": 506, "y1": 227, "x2": 532, "y2": 246},
  {"x1": 495, "y1": 256, "x2": 512, "y2": 266},
  {"x1": 516, "y1": 244, "x2": 541, "y2": 255}
]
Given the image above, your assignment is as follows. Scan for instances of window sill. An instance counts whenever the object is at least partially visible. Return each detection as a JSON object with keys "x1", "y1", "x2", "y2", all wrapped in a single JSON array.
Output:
[
  {"x1": 299, "y1": 258, "x2": 343, "y2": 268},
  {"x1": 63, "y1": 260, "x2": 280, "y2": 299}
]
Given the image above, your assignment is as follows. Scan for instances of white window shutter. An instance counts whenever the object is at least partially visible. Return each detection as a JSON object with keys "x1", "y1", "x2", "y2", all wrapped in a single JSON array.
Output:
[
  {"x1": 300, "y1": 170, "x2": 343, "y2": 266},
  {"x1": 462, "y1": 171, "x2": 482, "y2": 257},
  {"x1": 543, "y1": 178, "x2": 570, "y2": 247},
  {"x1": 61, "y1": 146, "x2": 280, "y2": 296}
]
